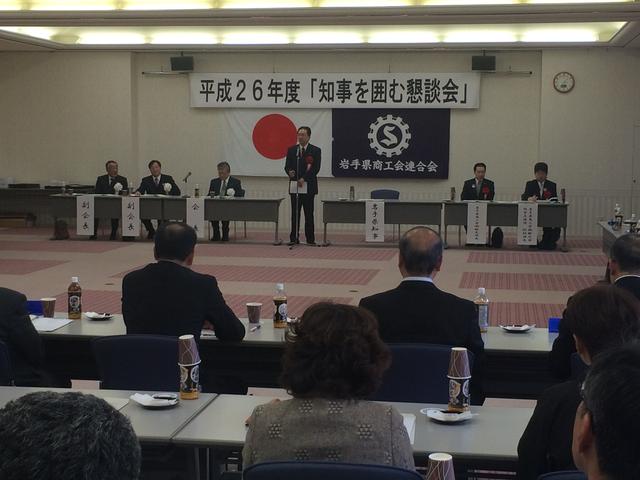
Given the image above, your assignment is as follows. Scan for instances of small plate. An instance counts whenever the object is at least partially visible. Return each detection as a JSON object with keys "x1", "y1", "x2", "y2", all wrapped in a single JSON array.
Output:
[
  {"x1": 85, "y1": 312, "x2": 113, "y2": 321},
  {"x1": 421, "y1": 408, "x2": 473, "y2": 423},
  {"x1": 499, "y1": 324, "x2": 534, "y2": 333},
  {"x1": 129, "y1": 393, "x2": 179, "y2": 409}
]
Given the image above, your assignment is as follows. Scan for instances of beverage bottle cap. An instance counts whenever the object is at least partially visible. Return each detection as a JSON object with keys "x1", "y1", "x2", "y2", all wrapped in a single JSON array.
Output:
[
  {"x1": 71, "y1": 276, "x2": 79, "y2": 283},
  {"x1": 276, "y1": 283, "x2": 284, "y2": 290},
  {"x1": 478, "y1": 287, "x2": 485, "y2": 295}
]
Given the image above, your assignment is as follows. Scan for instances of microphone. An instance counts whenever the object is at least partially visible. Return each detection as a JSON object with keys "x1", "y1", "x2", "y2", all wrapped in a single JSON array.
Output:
[{"x1": 183, "y1": 171, "x2": 192, "y2": 183}]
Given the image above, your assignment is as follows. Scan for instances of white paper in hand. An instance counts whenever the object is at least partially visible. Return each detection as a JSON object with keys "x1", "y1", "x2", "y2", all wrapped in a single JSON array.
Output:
[{"x1": 289, "y1": 181, "x2": 307, "y2": 194}]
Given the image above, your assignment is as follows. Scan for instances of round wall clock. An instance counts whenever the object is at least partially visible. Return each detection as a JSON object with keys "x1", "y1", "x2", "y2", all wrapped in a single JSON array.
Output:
[{"x1": 553, "y1": 72, "x2": 575, "y2": 93}]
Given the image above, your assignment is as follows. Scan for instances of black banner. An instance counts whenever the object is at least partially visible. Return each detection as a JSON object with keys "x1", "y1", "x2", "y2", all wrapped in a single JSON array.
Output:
[{"x1": 331, "y1": 109, "x2": 450, "y2": 179}]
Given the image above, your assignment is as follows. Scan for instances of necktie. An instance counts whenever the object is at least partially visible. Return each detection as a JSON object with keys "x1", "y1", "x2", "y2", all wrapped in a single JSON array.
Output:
[
  {"x1": 221, "y1": 180, "x2": 227, "y2": 196},
  {"x1": 539, "y1": 182, "x2": 544, "y2": 197},
  {"x1": 300, "y1": 147, "x2": 305, "y2": 159},
  {"x1": 476, "y1": 181, "x2": 481, "y2": 196},
  {"x1": 154, "y1": 177, "x2": 159, "y2": 187}
]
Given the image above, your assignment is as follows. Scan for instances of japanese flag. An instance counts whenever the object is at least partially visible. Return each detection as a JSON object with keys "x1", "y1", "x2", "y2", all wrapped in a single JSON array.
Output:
[{"x1": 221, "y1": 109, "x2": 332, "y2": 177}]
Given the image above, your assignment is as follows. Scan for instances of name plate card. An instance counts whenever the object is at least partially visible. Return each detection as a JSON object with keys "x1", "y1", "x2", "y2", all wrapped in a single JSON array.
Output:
[
  {"x1": 466, "y1": 202, "x2": 488, "y2": 245},
  {"x1": 365, "y1": 200, "x2": 385, "y2": 243},
  {"x1": 122, "y1": 196, "x2": 140, "y2": 237},
  {"x1": 517, "y1": 202, "x2": 539, "y2": 245},
  {"x1": 76, "y1": 195, "x2": 94, "y2": 236},
  {"x1": 186, "y1": 197, "x2": 206, "y2": 239}
]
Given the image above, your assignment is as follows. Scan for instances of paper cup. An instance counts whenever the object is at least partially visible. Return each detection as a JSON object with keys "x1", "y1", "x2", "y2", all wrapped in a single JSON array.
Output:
[
  {"x1": 426, "y1": 453, "x2": 455, "y2": 480},
  {"x1": 40, "y1": 297, "x2": 56, "y2": 318},
  {"x1": 246, "y1": 302, "x2": 262, "y2": 324},
  {"x1": 178, "y1": 334, "x2": 201, "y2": 365},
  {"x1": 448, "y1": 347, "x2": 471, "y2": 378}
]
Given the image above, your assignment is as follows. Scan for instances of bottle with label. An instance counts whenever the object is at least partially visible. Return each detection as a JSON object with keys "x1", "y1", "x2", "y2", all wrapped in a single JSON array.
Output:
[
  {"x1": 474, "y1": 287, "x2": 489, "y2": 333},
  {"x1": 68, "y1": 276, "x2": 82, "y2": 320},
  {"x1": 349, "y1": 186, "x2": 355, "y2": 201},
  {"x1": 614, "y1": 204, "x2": 624, "y2": 231},
  {"x1": 273, "y1": 283, "x2": 288, "y2": 329},
  {"x1": 194, "y1": 184, "x2": 200, "y2": 198},
  {"x1": 450, "y1": 187, "x2": 456, "y2": 201}
]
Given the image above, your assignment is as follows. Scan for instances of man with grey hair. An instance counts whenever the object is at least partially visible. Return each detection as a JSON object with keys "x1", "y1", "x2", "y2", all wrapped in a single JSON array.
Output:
[
  {"x1": 359, "y1": 226, "x2": 485, "y2": 402},
  {"x1": 0, "y1": 391, "x2": 141, "y2": 479}
]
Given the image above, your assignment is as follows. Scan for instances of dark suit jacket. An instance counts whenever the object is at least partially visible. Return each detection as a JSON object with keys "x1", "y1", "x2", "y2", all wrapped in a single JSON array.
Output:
[
  {"x1": 137, "y1": 174, "x2": 181, "y2": 196},
  {"x1": 122, "y1": 261, "x2": 245, "y2": 343},
  {"x1": 359, "y1": 280, "x2": 485, "y2": 402},
  {"x1": 284, "y1": 143, "x2": 321, "y2": 195},
  {"x1": 95, "y1": 174, "x2": 128, "y2": 195},
  {"x1": 0, "y1": 288, "x2": 48, "y2": 386},
  {"x1": 549, "y1": 275, "x2": 640, "y2": 380},
  {"x1": 461, "y1": 178, "x2": 495, "y2": 201},
  {"x1": 521, "y1": 179, "x2": 557, "y2": 201},
  {"x1": 517, "y1": 380, "x2": 581, "y2": 480},
  {"x1": 209, "y1": 176, "x2": 244, "y2": 197}
]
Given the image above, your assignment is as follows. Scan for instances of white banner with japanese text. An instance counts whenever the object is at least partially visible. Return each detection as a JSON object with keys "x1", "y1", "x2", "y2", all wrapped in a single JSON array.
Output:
[
  {"x1": 186, "y1": 197, "x2": 206, "y2": 239},
  {"x1": 190, "y1": 73, "x2": 480, "y2": 109},
  {"x1": 517, "y1": 202, "x2": 539, "y2": 246},
  {"x1": 466, "y1": 202, "x2": 488, "y2": 245},
  {"x1": 76, "y1": 195, "x2": 94, "y2": 236},
  {"x1": 122, "y1": 196, "x2": 140, "y2": 238},
  {"x1": 365, "y1": 200, "x2": 385, "y2": 242}
]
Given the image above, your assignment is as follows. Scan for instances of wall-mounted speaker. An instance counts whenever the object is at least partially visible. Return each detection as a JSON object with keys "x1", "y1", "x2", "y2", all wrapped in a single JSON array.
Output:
[
  {"x1": 170, "y1": 56, "x2": 194, "y2": 71},
  {"x1": 472, "y1": 55, "x2": 496, "y2": 71}
]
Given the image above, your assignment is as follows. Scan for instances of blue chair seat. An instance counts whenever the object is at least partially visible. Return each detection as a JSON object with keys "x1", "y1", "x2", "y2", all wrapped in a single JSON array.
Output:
[{"x1": 243, "y1": 461, "x2": 423, "y2": 480}]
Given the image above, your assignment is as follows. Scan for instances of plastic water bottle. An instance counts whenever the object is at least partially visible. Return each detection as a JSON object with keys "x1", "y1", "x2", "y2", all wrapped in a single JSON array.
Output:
[
  {"x1": 474, "y1": 288, "x2": 489, "y2": 333},
  {"x1": 273, "y1": 283, "x2": 287, "y2": 329},
  {"x1": 614, "y1": 204, "x2": 624, "y2": 231},
  {"x1": 68, "y1": 276, "x2": 82, "y2": 320}
]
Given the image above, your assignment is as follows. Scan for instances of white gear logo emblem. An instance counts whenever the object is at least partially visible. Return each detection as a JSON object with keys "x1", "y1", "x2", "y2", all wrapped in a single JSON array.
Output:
[{"x1": 367, "y1": 114, "x2": 411, "y2": 158}]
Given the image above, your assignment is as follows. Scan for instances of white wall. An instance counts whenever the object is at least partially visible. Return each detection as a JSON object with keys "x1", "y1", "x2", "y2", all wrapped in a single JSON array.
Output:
[{"x1": 1, "y1": 47, "x2": 639, "y2": 234}]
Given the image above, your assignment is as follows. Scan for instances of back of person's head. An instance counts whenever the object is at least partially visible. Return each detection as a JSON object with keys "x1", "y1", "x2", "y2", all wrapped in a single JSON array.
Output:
[
  {"x1": 564, "y1": 285, "x2": 640, "y2": 360},
  {"x1": 574, "y1": 344, "x2": 640, "y2": 479},
  {"x1": 398, "y1": 226, "x2": 443, "y2": 276},
  {"x1": 534, "y1": 162, "x2": 548, "y2": 174},
  {"x1": 154, "y1": 222, "x2": 197, "y2": 262},
  {"x1": 610, "y1": 233, "x2": 640, "y2": 274},
  {"x1": 0, "y1": 391, "x2": 141, "y2": 479},
  {"x1": 280, "y1": 302, "x2": 390, "y2": 399}
]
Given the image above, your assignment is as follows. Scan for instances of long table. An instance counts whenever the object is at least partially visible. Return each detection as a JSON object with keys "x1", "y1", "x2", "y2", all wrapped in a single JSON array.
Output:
[
  {"x1": 443, "y1": 201, "x2": 569, "y2": 250},
  {"x1": 173, "y1": 394, "x2": 533, "y2": 479},
  {"x1": 49, "y1": 194, "x2": 284, "y2": 244},
  {"x1": 39, "y1": 315, "x2": 557, "y2": 399},
  {"x1": 321, "y1": 200, "x2": 442, "y2": 245}
]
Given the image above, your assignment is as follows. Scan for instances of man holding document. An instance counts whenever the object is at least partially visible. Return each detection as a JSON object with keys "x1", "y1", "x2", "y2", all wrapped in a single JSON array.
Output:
[{"x1": 285, "y1": 126, "x2": 321, "y2": 246}]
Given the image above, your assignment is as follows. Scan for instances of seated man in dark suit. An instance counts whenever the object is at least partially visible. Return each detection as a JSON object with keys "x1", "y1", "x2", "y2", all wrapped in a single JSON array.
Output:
[
  {"x1": 521, "y1": 162, "x2": 560, "y2": 250},
  {"x1": 0, "y1": 287, "x2": 54, "y2": 386},
  {"x1": 122, "y1": 222, "x2": 245, "y2": 391},
  {"x1": 572, "y1": 344, "x2": 640, "y2": 480},
  {"x1": 550, "y1": 233, "x2": 640, "y2": 380},
  {"x1": 359, "y1": 226, "x2": 485, "y2": 403},
  {"x1": 208, "y1": 161, "x2": 244, "y2": 242},
  {"x1": 92, "y1": 160, "x2": 128, "y2": 241},
  {"x1": 136, "y1": 160, "x2": 181, "y2": 240},
  {"x1": 518, "y1": 285, "x2": 640, "y2": 480},
  {"x1": 461, "y1": 162, "x2": 495, "y2": 201}
]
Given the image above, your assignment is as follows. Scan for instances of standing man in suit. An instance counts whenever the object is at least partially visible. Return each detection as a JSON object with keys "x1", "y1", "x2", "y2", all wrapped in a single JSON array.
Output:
[
  {"x1": 549, "y1": 233, "x2": 640, "y2": 380},
  {"x1": 522, "y1": 162, "x2": 560, "y2": 250},
  {"x1": 92, "y1": 160, "x2": 128, "y2": 240},
  {"x1": 122, "y1": 222, "x2": 245, "y2": 392},
  {"x1": 461, "y1": 162, "x2": 495, "y2": 201},
  {"x1": 136, "y1": 160, "x2": 181, "y2": 240},
  {"x1": 209, "y1": 161, "x2": 244, "y2": 242},
  {"x1": 285, "y1": 126, "x2": 321, "y2": 246},
  {"x1": 0, "y1": 287, "x2": 52, "y2": 386},
  {"x1": 359, "y1": 226, "x2": 485, "y2": 403}
]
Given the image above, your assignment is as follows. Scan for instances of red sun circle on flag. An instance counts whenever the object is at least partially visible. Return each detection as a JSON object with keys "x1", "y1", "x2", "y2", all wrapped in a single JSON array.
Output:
[{"x1": 252, "y1": 114, "x2": 297, "y2": 160}]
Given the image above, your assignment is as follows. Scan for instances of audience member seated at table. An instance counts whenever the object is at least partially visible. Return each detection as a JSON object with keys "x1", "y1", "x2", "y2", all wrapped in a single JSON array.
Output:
[
  {"x1": 208, "y1": 161, "x2": 245, "y2": 242},
  {"x1": 521, "y1": 162, "x2": 560, "y2": 250},
  {"x1": 461, "y1": 162, "x2": 495, "y2": 201},
  {"x1": 572, "y1": 344, "x2": 640, "y2": 480},
  {"x1": 122, "y1": 222, "x2": 245, "y2": 391},
  {"x1": 136, "y1": 159, "x2": 181, "y2": 240},
  {"x1": 517, "y1": 285, "x2": 640, "y2": 480},
  {"x1": 243, "y1": 302, "x2": 415, "y2": 470},
  {"x1": 0, "y1": 287, "x2": 57, "y2": 387},
  {"x1": 92, "y1": 159, "x2": 129, "y2": 241},
  {"x1": 0, "y1": 391, "x2": 141, "y2": 480},
  {"x1": 550, "y1": 233, "x2": 640, "y2": 380},
  {"x1": 359, "y1": 226, "x2": 485, "y2": 403}
]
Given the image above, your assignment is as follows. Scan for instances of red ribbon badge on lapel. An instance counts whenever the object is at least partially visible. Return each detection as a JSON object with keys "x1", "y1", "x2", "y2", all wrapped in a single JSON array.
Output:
[{"x1": 305, "y1": 155, "x2": 314, "y2": 172}]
